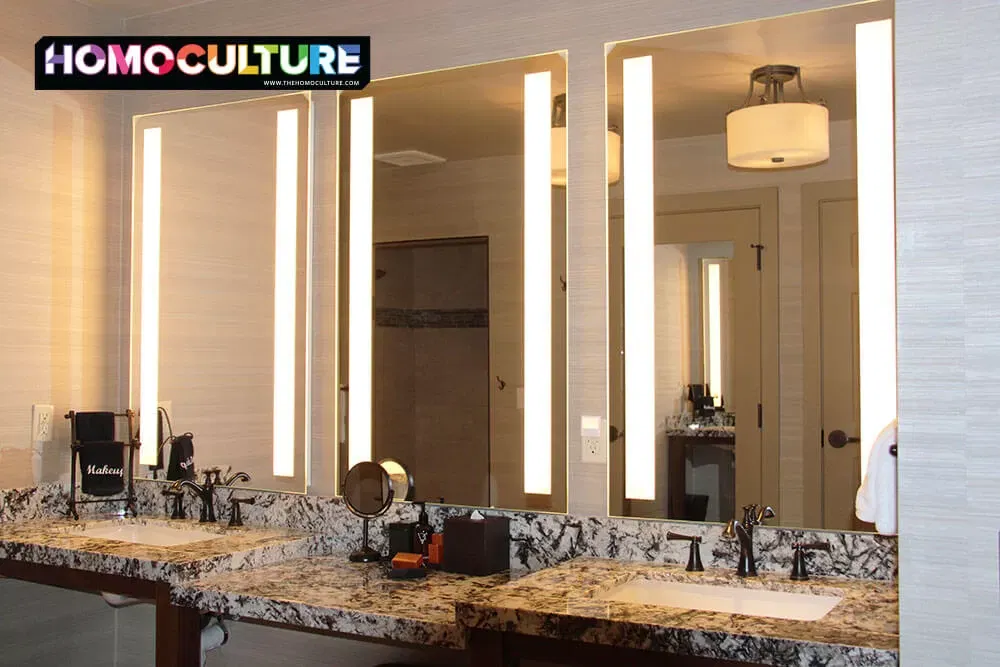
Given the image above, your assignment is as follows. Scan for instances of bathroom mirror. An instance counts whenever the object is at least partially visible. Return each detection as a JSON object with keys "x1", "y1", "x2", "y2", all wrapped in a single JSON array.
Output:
[
  {"x1": 607, "y1": 1, "x2": 896, "y2": 531},
  {"x1": 130, "y1": 93, "x2": 312, "y2": 494},
  {"x1": 338, "y1": 53, "x2": 568, "y2": 512},
  {"x1": 342, "y1": 461, "x2": 394, "y2": 562},
  {"x1": 379, "y1": 458, "x2": 415, "y2": 502}
]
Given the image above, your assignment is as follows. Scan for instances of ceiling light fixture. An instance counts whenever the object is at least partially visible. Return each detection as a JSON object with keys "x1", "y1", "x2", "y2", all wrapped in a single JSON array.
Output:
[
  {"x1": 726, "y1": 65, "x2": 829, "y2": 169},
  {"x1": 550, "y1": 93, "x2": 621, "y2": 186}
]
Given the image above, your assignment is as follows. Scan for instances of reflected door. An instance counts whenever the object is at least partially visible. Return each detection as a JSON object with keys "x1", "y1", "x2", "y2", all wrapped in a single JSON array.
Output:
[
  {"x1": 610, "y1": 189, "x2": 778, "y2": 521},
  {"x1": 818, "y1": 195, "x2": 866, "y2": 530}
]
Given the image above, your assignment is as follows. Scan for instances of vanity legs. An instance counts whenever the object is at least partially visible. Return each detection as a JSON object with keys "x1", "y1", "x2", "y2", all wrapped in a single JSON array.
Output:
[
  {"x1": 155, "y1": 583, "x2": 201, "y2": 666},
  {"x1": 468, "y1": 629, "x2": 516, "y2": 667}
]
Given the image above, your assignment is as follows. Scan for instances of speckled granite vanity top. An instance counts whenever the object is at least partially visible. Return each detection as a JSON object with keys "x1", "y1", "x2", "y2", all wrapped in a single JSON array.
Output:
[
  {"x1": 455, "y1": 557, "x2": 898, "y2": 666},
  {"x1": 172, "y1": 555, "x2": 513, "y2": 648},
  {"x1": 0, "y1": 516, "x2": 318, "y2": 583}
]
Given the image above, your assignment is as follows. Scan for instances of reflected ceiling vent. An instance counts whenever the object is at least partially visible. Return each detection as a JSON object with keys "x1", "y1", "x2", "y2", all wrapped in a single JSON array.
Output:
[{"x1": 373, "y1": 150, "x2": 447, "y2": 167}]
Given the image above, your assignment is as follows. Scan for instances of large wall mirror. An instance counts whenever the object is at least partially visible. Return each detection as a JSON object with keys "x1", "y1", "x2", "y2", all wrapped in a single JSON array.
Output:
[
  {"x1": 607, "y1": 1, "x2": 896, "y2": 531},
  {"x1": 338, "y1": 54, "x2": 568, "y2": 512},
  {"x1": 130, "y1": 93, "x2": 312, "y2": 493}
]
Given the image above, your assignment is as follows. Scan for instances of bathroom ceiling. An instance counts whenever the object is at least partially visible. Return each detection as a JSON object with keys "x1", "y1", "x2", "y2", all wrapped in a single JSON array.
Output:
[
  {"x1": 357, "y1": 0, "x2": 892, "y2": 163},
  {"x1": 74, "y1": 0, "x2": 208, "y2": 20},
  {"x1": 343, "y1": 52, "x2": 567, "y2": 164},
  {"x1": 606, "y1": 0, "x2": 893, "y2": 139}
]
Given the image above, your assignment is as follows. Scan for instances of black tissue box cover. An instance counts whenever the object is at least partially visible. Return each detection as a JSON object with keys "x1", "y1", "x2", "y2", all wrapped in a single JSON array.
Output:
[{"x1": 442, "y1": 515, "x2": 509, "y2": 576}]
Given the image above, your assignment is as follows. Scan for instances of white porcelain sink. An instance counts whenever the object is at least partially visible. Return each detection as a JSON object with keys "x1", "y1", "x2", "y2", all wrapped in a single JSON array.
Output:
[
  {"x1": 77, "y1": 523, "x2": 223, "y2": 548},
  {"x1": 598, "y1": 579, "x2": 842, "y2": 621}
]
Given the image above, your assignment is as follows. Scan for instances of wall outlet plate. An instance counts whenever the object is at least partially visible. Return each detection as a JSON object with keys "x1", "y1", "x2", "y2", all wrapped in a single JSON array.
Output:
[
  {"x1": 582, "y1": 435, "x2": 605, "y2": 463},
  {"x1": 31, "y1": 404, "x2": 54, "y2": 442},
  {"x1": 581, "y1": 415, "x2": 606, "y2": 464}
]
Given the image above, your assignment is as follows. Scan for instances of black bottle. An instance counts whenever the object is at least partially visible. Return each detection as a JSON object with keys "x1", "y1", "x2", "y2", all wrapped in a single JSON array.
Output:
[{"x1": 412, "y1": 501, "x2": 433, "y2": 558}]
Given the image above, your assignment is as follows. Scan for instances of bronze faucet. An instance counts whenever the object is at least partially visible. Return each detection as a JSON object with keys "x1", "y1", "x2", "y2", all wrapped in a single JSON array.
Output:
[{"x1": 722, "y1": 503, "x2": 775, "y2": 577}]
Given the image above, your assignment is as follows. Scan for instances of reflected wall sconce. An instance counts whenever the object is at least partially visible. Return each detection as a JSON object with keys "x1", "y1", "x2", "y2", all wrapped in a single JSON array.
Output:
[
  {"x1": 138, "y1": 126, "x2": 162, "y2": 467},
  {"x1": 855, "y1": 19, "x2": 896, "y2": 479},
  {"x1": 348, "y1": 96, "x2": 375, "y2": 469},
  {"x1": 702, "y1": 259, "x2": 725, "y2": 407},
  {"x1": 524, "y1": 71, "x2": 553, "y2": 495},
  {"x1": 550, "y1": 93, "x2": 622, "y2": 186},
  {"x1": 622, "y1": 55, "x2": 656, "y2": 501},
  {"x1": 272, "y1": 108, "x2": 299, "y2": 478},
  {"x1": 726, "y1": 65, "x2": 829, "y2": 169}
]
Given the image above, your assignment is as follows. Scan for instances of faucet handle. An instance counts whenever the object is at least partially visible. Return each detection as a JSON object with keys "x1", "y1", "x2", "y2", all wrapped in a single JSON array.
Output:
[
  {"x1": 228, "y1": 496, "x2": 256, "y2": 528},
  {"x1": 790, "y1": 541, "x2": 831, "y2": 581},
  {"x1": 757, "y1": 505, "x2": 775, "y2": 522},
  {"x1": 666, "y1": 532, "x2": 704, "y2": 572}
]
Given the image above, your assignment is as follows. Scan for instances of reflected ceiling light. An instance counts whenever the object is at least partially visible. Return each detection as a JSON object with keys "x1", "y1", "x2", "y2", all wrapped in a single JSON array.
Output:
[
  {"x1": 524, "y1": 70, "x2": 553, "y2": 496},
  {"x1": 139, "y1": 127, "x2": 162, "y2": 467},
  {"x1": 550, "y1": 93, "x2": 621, "y2": 186},
  {"x1": 726, "y1": 65, "x2": 829, "y2": 169},
  {"x1": 856, "y1": 19, "x2": 896, "y2": 480}
]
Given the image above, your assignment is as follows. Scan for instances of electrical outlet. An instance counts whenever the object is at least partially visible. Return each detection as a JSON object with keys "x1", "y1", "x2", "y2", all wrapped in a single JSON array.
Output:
[
  {"x1": 581, "y1": 415, "x2": 606, "y2": 463},
  {"x1": 32, "y1": 404, "x2": 54, "y2": 442}
]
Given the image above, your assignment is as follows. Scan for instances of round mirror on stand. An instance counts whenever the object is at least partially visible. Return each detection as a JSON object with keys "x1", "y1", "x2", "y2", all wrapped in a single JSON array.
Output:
[
  {"x1": 378, "y1": 458, "x2": 415, "y2": 501},
  {"x1": 342, "y1": 461, "x2": 394, "y2": 562}
]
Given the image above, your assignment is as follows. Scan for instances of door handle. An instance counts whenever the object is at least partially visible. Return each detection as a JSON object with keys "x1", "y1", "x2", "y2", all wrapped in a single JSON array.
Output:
[{"x1": 827, "y1": 430, "x2": 860, "y2": 449}]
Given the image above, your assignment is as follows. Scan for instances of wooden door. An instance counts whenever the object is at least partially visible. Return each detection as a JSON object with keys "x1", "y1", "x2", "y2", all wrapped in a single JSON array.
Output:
[
  {"x1": 819, "y1": 198, "x2": 866, "y2": 530},
  {"x1": 803, "y1": 181, "x2": 870, "y2": 531},
  {"x1": 608, "y1": 188, "x2": 779, "y2": 520}
]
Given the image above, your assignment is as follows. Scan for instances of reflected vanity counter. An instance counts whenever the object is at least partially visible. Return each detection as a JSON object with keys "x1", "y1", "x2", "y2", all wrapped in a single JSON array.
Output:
[
  {"x1": 171, "y1": 555, "x2": 514, "y2": 648},
  {"x1": 456, "y1": 557, "x2": 898, "y2": 666},
  {"x1": 0, "y1": 515, "x2": 319, "y2": 583}
]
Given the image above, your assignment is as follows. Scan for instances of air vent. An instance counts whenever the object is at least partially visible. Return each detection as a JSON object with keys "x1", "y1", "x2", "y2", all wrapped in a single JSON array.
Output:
[{"x1": 373, "y1": 150, "x2": 447, "y2": 167}]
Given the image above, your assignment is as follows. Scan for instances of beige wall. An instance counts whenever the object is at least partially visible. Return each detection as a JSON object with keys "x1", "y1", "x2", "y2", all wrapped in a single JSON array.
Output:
[
  {"x1": 0, "y1": 0, "x2": 124, "y2": 487},
  {"x1": 0, "y1": 2, "x2": 127, "y2": 662}
]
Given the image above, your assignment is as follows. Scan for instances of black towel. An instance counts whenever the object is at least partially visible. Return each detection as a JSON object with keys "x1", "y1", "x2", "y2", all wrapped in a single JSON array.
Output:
[
  {"x1": 74, "y1": 411, "x2": 115, "y2": 443},
  {"x1": 167, "y1": 433, "x2": 195, "y2": 481},
  {"x1": 78, "y1": 441, "x2": 125, "y2": 496}
]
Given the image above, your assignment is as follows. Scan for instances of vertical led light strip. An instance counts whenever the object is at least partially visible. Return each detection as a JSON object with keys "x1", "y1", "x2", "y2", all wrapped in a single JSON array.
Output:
[
  {"x1": 705, "y1": 261, "x2": 723, "y2": 403},
  {"x1": 139, "y1": 127, "x2": 162, "y2": 466},
  {"x1": 273, "y1": 108, "x2": 299, "y2": 477},
  {"x1": 523, "y1": 71, "x2": 553, "y2": 495},
  {"x1": 348, "y1": 96, "x2": 374, "y2": 468},
  {"x1": 623, "y1": 56, "x2": 655, "y2": 501},
  {"x1": 856, "y1": 19, "x2": 896, "y2": 479}
]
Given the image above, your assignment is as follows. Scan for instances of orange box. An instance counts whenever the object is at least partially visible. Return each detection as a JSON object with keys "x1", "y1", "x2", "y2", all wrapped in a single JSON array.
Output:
[
  {"x1": 431, "y1": 533, "x2": 444, "y2": 546},
  {"x1": 428, "y1": 543, "x2": 444, "y2": 565},
  {"x1": 391, "y1": 552, "x2": 424, "y2": 569}
]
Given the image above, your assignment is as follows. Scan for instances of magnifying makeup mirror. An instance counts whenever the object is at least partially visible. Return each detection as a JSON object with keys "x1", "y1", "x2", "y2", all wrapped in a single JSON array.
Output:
[
  {"x1": 378, "y1": 458, "x2": 415, "y2": 501},
  {"x1": 342, "y1": 461, "x2": 394, "y2": 562}
]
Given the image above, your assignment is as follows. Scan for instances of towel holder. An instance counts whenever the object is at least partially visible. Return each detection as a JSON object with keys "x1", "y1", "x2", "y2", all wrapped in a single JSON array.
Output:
[{"x1": 65, "y1": 410, "x2": 140, "y2": 520}]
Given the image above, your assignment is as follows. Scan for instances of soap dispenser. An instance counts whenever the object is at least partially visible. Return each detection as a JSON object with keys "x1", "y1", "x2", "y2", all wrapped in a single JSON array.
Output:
[{"x1": 412, "y1": 501, "x2": 433, "y2": 558}]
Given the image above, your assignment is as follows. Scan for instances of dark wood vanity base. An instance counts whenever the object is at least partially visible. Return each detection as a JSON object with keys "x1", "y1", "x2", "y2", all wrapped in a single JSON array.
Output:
[
  {"x1": 0, "y1": 559, "x2": 201, "y2": 666},
  {"x1": 469, "y1": 629, "x2": 761, "y2": 667}
]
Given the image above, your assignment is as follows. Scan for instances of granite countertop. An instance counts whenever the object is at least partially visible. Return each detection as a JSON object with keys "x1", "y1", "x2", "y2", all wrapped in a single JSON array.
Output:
[
  {"x1": 455, "y1": 557, "x2": 898, "y2": 666},
  {"x1": 172, "y1": 555, "x2": 513, "y2": 648},
  {"x1": 0, "y1": 516, "x2": 319, "y2": 583}
]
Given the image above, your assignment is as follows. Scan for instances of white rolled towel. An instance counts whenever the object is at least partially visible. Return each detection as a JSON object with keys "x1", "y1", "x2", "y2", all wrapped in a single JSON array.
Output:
[{"x1": 855, "y1": 419, "x2": 898, "y2": 535}]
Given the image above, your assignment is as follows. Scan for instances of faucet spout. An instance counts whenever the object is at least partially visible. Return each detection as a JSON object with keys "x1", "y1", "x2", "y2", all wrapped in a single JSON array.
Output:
[
  {"x1": 223, "y1": 471, "x2": 251, "y2": 486},
  {"x1": 724, "y1": 518, "x2": 757, "y2": 577},
  {"x1": 169, "y1": 480, "x2": 215, "y2": 523}
]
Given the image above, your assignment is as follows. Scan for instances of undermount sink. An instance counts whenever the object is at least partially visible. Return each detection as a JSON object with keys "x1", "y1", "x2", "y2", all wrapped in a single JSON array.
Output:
[
  {"x1": 598, "y1": 578, "x2": 842, "y2": 621},
  {"x1": 77, "y1": 523, "x2": 224, "y2": 548}
]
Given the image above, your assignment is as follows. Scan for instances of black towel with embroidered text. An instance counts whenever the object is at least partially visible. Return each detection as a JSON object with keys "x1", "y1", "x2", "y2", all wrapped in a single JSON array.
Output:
[{"x1": 78, "y1": 441, "x2": 125, "y2": 496}]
